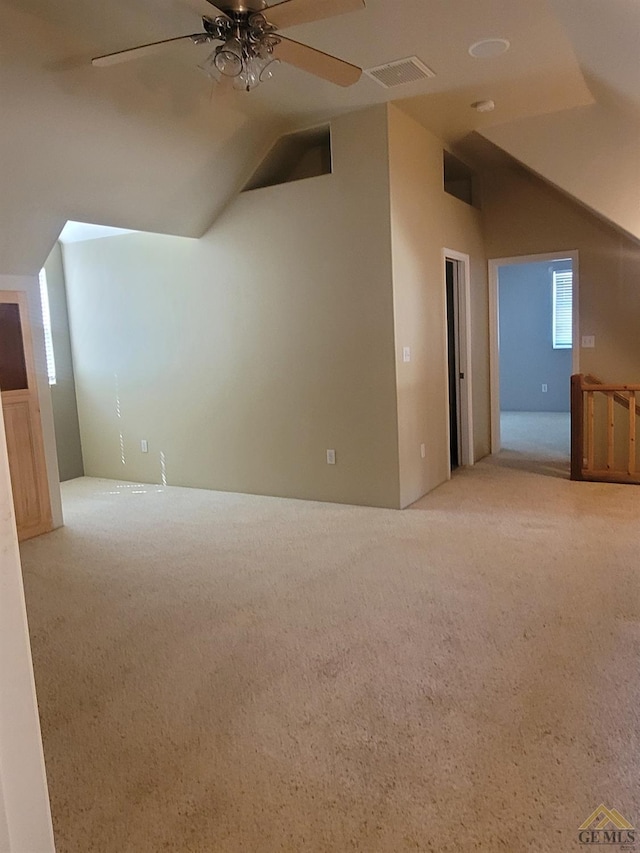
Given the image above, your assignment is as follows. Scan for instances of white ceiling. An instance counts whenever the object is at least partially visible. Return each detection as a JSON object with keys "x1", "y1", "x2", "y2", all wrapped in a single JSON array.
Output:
[{"x1": 1, "y1": 0, "x2": 640, "y2": 273}]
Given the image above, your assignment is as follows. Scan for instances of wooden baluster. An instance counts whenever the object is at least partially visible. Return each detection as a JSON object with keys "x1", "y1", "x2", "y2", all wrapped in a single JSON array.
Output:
[
  {"x1": 629, "y1": 391, "x2": 637, "y2": 475},
  {"x1": 607, "y1": 392, "x2": 615, "y2": 471},
  {"x1": 586, "y1": 391, "x2": 595, "y2": 473}
]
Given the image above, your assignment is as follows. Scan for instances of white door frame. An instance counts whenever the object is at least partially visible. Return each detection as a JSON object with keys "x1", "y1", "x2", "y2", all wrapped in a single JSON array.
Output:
[
  {"x1": 443, "y1": 249, "x2": 474, "y2": 469},
  {"x1": 488, "y1": 250, "x2": 580, "y2": 454}
]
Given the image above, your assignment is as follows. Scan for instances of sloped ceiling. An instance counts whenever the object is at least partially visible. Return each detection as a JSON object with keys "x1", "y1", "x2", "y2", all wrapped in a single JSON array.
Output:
[
  {"x1": 0, "y1": 0, "x2": 637, "y2": 274},
  {"x1": 478, "y1": 0, "x2": 640, "y2": 242}
]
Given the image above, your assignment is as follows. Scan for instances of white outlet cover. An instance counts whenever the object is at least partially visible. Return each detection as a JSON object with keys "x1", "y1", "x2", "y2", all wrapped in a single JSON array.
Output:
[{"x1": 582, "y1": 335, "x2": 595, "y2": 348}]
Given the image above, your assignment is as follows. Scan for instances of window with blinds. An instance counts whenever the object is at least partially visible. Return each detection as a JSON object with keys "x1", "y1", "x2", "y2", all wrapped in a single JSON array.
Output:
[
  {"x1": 38, "y1": 268, "x2": 57, "y2": 384},
  {"x1": 552, "y1": 269, "x2": 573, "y2": 349}
]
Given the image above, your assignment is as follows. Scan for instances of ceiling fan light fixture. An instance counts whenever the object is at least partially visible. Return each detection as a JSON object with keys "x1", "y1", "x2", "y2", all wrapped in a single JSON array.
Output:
[
  {"x1": 214, "y1": 38, "x2": 243, "y2": 77},
  {"x1": 231, "y1": 48, "x2": 280, "y2": 91},
  {"x1": 233, "y1": 58, "x2": 259, "y2": 89},
  {"x1": 259, "y1": 56, "x2": 281, "y2": 83},
  {"x1": 198, "y1": 48, "x2": 221, "y2": 80},
  {"x1": 92, "y1": 0, "x2": 366, "y2": 91}
]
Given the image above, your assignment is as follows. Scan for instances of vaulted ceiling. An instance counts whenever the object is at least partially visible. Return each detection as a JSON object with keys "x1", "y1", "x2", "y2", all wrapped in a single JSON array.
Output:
[{"x1": 1, "y1": 0, "x2": 639, "y2": 274}]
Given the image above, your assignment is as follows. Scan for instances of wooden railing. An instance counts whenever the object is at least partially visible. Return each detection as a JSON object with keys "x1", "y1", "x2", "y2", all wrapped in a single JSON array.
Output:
[{"x1": 571, "y1": 374, "x2": 640, "y2": 484}]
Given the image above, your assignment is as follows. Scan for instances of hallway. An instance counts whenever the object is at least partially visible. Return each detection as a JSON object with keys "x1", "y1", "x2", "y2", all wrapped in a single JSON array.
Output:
[{"x1": 20, "y1": 460, "x2": 640, "y2": 852}]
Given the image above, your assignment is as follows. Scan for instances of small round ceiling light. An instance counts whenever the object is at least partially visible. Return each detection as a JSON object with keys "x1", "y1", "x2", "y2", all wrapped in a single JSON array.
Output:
[
  {"x1": 468, "y1": 38, "x2": 510, "y2": 59},
  {"x1": 472, "y1": 99, "x2": 495, "y2": 113}
]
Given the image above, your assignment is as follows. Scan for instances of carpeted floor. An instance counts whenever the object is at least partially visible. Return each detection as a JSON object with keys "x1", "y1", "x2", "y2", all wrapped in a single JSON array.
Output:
[
  {"x1": 498, "y1": 411, "x2": 571, "y2": 478},
  {"x1": 19, "y1": 437, "x2": 640, "y2": 852}
]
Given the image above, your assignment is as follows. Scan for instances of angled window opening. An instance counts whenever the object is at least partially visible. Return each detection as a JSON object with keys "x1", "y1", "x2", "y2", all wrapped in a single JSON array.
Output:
[
  {"x1": 243, "y1": 125, "x2": 332, "y2": 192},
  {"x1": 443, "y1": 151, "x2": 478, "y2": 207}
]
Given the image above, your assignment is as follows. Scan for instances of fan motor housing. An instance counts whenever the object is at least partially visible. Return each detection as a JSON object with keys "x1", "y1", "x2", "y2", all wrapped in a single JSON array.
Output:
[{"x1": 219, "y1": 0, "x2": 268, "y2": 13}]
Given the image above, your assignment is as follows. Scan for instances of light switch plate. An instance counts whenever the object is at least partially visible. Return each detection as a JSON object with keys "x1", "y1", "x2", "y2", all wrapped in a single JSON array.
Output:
[
  {"x1": 581, "y1": 335, "x2": 595, "y2": 348},
  {"x1": 326, "y1": 449, "x2": 336, "y2": 465},
  {"x1": 403, "y1": 347, "x2": 411, "y2": 363}
]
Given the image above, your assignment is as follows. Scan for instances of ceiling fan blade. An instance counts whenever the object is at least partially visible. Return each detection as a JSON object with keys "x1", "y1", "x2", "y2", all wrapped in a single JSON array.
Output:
[
  {"x1": 92, "y1": 34, "x2": 206, "y2": 67},
  {"x1": 273, "y1": 35, "x2": 362, "y2": 86},
  {"x1": 180, "y1": 0, "x2": 229, "y2": 22},
  {"x1": 266, "y1": 0, "x2": 365, "y2": 30}
]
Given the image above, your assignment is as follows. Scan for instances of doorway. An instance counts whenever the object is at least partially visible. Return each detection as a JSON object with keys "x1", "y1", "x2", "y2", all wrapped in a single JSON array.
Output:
[
  {"x1": 443, "y1": 250, "x2": 474, "y2": 472},
  {"x1": 488, "y1": 252, "x2": 579, "y2": 462}
]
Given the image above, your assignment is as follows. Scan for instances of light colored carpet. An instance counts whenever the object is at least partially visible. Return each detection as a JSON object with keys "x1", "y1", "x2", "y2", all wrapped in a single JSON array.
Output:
[
  {"x1": 19, "y1": 457, "x2": 640, "y2": 852},
  {"x1": 497, "y1": 411, "x2": 570, "y2": 478}
]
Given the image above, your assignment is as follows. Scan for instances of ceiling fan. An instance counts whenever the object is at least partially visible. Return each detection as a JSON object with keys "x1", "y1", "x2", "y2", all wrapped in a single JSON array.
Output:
[{"x1": 92, "y1": 0, "x2": 366, "y2": 91}]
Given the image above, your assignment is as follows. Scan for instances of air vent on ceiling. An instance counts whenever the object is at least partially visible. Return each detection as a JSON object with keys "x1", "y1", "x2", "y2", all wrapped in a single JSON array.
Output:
[{"x1": 365, "y1": 57, "x2": 436, "y2": 88}]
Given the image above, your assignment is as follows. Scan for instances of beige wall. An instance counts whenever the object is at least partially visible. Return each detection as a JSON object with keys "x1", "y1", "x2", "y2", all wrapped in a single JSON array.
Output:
[
  {"x1": 481, "y1": 164, "x2": 640, "y2": 383},
  {"x1": 43, "y1": 243, "x2": 84, "y2": 482},
  {"x1": 388, "y1": 106, "x2": 490, "y2": 508},
  {"x1": 63, "y1": 107, "x2": 402, "y2": 509},
  {"x1": 61, "y1": 107, "x2": 640, "y2": 514}
]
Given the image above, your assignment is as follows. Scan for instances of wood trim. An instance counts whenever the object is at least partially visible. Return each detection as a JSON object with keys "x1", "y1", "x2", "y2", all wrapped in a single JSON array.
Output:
[
  {"x1": 1, "y1": 389, "x2": 30, "y2": 403},
  {"x1": 583, "y1": 471, "x2": 640, "y2": 485},
  {"x1": 572, "y1": 373, "x2": 640, "y2": 487},
  {"x1": 0, "y1": 291, "x2": 53, "y2": 539},
  {"x1": 582, "y1": 383, "x2": 640, "y2": 393},
  {"x1": 606, "y1": 392, "x2": 615, "y2": 471},
  {"x1": 629, "y1": 391, "x2": 637, "y2": 476},
  {"x1": 570, "y1": 374, "x2": 584, "y2": 480},
  {"x1": 584, "y1": 374, "x2": 640, "y2": 414},
  {"x1": 586, "y1": 390, "x2": 595, "y2": 472}
]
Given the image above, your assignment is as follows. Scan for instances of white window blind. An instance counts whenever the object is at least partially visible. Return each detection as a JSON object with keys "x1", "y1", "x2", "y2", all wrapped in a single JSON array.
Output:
[
  {"x1": 553, "y1": 269, "x2": 573, "y2": 350},
  {"x1": 38, "y1": 268, "x2": 57, "y2": 385}
]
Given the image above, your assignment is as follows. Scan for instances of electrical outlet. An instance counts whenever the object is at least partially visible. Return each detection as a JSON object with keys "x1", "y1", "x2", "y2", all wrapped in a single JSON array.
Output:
[
  {"x1": 403, "y1": 347, "x2": 411, "y2": 363},
  {"x1": 420, "y1": 443, "x2": 426, "y2": 459},
  {"x1": 326, "y1": 449, "x2": 336, "y2": 465},
  {"x1": 140, "y1": 439, "x2": 148, "y2": 453},
  {"x1": 582, "y1": 335, "x2": 595, "y2": 349},
  {"x1": 542, "y1": 384, "x2": 548, "y2": 393}
]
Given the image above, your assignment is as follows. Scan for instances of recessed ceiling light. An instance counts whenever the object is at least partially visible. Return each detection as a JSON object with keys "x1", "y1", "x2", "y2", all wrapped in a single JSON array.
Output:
[{"x1": 468, "y1": 38, "x2": 510, "y2": 59}]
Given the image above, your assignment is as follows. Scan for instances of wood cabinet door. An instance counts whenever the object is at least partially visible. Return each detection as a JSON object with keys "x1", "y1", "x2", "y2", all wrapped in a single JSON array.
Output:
[{"x1": 0, "y1": 291, "x2": 52, "y2": 540}]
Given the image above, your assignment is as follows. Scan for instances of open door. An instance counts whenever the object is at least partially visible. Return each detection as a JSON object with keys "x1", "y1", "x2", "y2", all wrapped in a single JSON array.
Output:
[
  {"x1": 445, "y1": 259, "x2": 461, "y2": 469},
  {"x1": 0, "y1": 291, "x2": 52, "y2": 540},
  {"x1": 443, "y1": 250, "x2": 474, "y2": 470}
]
